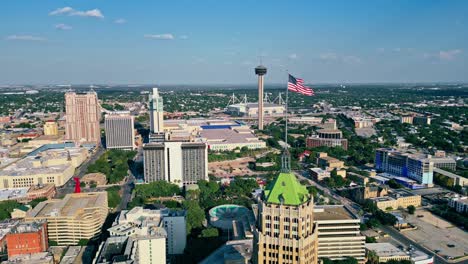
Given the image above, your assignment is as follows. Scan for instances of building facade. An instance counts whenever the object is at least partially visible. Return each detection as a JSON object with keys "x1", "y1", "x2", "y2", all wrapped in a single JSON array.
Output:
[
  {"x1": 43, "y1": 121, "x2": 58, "y2": 136},
  {"x1": 314, "y1": 206, "x2": 366, "y2": 263},
  {"x1": 448, "y1": 196, "x2": 468, "y2": 213},
  {"x1": 143, "y1": 142, "x2": 208, "y2": 186},
  {"x1": 64, "y1": 91, "x2": 101, "y2": 144},
  {"x1": 253, "y1": 171, "x2": 318, "y2": 264},
  {"x1": 0, "y1": 148, "x2": 88, "y2": 189},
  {"x1": 307, "y1": 130, "x2": 348, "y2": 150},
  {"x1": 375, "y1": 148, "x2": 433, "y2": 185},
  {"x1": 149, "y1": 88, "x2": 164, "y2": 133},
  {"x1": 104, "y1": 112, "x2": 135, "y2": 150},
  {"x1": 6, "y1": 221, "x2": 48, "y2": 258},
  {"x1": 25, "y1": 192, "x2": 108, "y2": 245}
]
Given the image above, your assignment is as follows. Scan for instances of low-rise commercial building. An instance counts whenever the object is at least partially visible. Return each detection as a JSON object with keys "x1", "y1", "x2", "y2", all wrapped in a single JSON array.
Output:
[
  {"x1": 448, "y1": 196, "x2": 468, "y2": 213},
  {"x1": 0, "y1": 148, "x2": 88, "y2": 189},
  {"x1": 6, "y1": 221, "x2": 48, "y2": 258},
  {"x1": 365, "y1": 243, "x2": 410, "y2": 263},
  {"x1": 200, "y1": 126, "x2": 266, "y2": 151},
  {"x1": 371, "y1": 189, "x2": 421, "y2": 211},
  {"x1": 316, "y1": 152, "x2": 345, "y2": 170},
  {"x1": 289, "y1": 117, "x2": 337, "y2": 129},
  {"x1": 25, "y1": 192, "x2": 108, "y2": 245},
  {"x1": 309, "y1": 167, "x2": 331, "y2": 181}
]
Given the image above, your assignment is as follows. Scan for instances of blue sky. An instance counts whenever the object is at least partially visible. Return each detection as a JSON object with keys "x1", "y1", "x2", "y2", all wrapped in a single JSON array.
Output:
[{"x1": 1, "y1": 0, "x2": 467, "y2": 84}]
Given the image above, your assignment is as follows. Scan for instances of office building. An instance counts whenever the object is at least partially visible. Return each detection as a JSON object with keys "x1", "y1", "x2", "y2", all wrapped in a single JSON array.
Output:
[
  {"x1": 6, "y1": 221, "x2": 48, "y2": 258},
  {"x1": 109, "y1": 207, "x2": 187, "y2": 255},
  {"x1": 143, "y1": 141, "x2": 208, "y2": 186},
  {"x1": 95, "y1": 207, "x2": 186, "y2": 263},
  {"x1": 104, "y1": 112, "x2": 135, "y2": 150},
  {"x1": 374, "y1": 148, "x2": 456, "y2": 185},
  {"x1": 314, "y1": 206, "x2": 366, "y2": 263},
  {"x1": 25, "y1": 192, "x2": 108, "y2": 245},
  {"x1": 253, "y1": 162, "x2": 318, "y2": 264},
  {"x1": 64, "y1": 91, "x2": 101, "y2": 144},
  {"x1": 307, "y1": 129, "x2": 348, "y2": 150},
  {"x1": 149, "y1": 88, "x2": 164, "y2": 133},
  {"x1": 43, "y1": 121, "x2": 58, "y2": 136}
]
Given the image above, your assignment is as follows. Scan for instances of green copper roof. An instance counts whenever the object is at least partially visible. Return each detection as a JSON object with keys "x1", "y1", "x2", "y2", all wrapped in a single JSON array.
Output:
[{"x1": 264, "y1": 172, "x2": 310, "y2": 206}]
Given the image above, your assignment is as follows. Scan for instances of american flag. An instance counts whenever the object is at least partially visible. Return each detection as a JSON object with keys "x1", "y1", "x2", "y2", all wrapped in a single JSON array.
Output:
[{"x1": 288, "y1": 74, "x2": 314, "y2": 96}]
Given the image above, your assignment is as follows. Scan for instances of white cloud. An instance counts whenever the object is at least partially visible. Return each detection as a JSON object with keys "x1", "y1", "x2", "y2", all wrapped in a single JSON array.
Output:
[
  {"x1": 144, "y1": 34, "x2": 175, "y2": 40},
  {"x1": 114, "y1": 18, "x2": 126, "y2": 24},
  {"x1": 343, "y1": 55, "x2": 362, "y2": 64},
  {"x1": 71, "y1": 9, "x2": 104, "y2": 18},
  {"x1": 439, "y1": 49, "x2": 462, "y2": 60},
  {"x1": 49, "y1": 7, "x2": 73, "y2": 16},
  {"x1": 377, "y1": 48, "x2": 385, "y2": 53},
  {"x1": 288, "y1": 53, "x2": 298, "y2": 59},
  {"x1": 6, "y1": 35, "x2": 46, "y2": 41},
  {"x1": 179, "y1": 35, "x2": 189, "y2": 39},
  {"x1": 49, "y1": 7, "x2": 104, "y2": 18},
  {"x1": 319, "y1": 52, "x2": 338, "y2": 60},
  {"x1": 55, "y1": 23, "x2": 72, "y2": 30}
]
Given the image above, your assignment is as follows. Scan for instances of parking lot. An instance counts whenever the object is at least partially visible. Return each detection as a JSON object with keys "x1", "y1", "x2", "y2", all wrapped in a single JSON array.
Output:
[{"x1": 402, "y1": 209, "x2": 468, "y2": 259}]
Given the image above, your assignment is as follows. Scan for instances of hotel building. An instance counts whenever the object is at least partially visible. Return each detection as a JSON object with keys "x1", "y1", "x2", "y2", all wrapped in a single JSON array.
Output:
[
  {"x1": 64, "y1": 91, "x2": 101, "y2": 145},
  {"x1": 143, "y1": 141, "x2": 208, "y2": 186}
]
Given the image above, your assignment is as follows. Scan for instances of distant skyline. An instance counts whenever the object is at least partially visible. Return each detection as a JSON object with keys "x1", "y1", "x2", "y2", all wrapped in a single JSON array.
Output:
[{"x1": 1, "y1": 1, "x2": 467, "y2": 84}]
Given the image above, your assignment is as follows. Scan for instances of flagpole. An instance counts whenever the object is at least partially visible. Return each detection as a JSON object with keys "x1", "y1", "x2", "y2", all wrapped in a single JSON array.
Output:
[
  {"x1": 281, "y1": 70, "x2": 291, "y2": 172},
  {"x1": 285, "y1": 70, "x2": 289, "y2": 148}
]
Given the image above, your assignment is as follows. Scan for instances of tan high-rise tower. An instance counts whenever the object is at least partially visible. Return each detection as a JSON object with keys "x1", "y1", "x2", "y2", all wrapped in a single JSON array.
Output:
[
  {"x1": 253, "y1": 156, "x2": 318, "y2": 264},
  {"x1": 255, "y1": 65, "x2": 267, "y2": 130},
  {"x1": 64, "y1": 91, "x2": 101, "y2": 144}
]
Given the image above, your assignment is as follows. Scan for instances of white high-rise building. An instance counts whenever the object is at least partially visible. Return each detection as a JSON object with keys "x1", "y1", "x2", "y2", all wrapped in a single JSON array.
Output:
[{"x1": 149, "y1": 88, "x2": 164, "y2": 133}]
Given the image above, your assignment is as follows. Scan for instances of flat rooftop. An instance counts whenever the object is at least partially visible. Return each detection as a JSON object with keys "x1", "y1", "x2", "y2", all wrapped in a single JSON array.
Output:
[
  {"x1": 365, "y1": 243, "x2": 407, "y2": 258},
  {"x1": 200, "y1": 127, "x2": 262, "y2": 145},
  {"x1": 313, "y1": 205, "x2": 357, "y2": 221},
  {"x1": 28, "y1": 192, "x2": 107, "y2": 218},
  {"x1": 0, "y1": 188, "x2": 28, "y2": 200}
]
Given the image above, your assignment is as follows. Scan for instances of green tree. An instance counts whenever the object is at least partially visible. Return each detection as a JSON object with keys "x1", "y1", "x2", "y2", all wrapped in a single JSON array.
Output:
[
  {"x1": 199, "y1": 227, "x2": 219, "y2": 238},
  {"x1": 183, "y1": 200, "x2": 205, "y2": 234},
  {"x1": 0, "y1": 200, "x2": 22, "y2": 220},
  {"x1": 407, "y1": 205, "x2": 416, "y2": 215}
]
